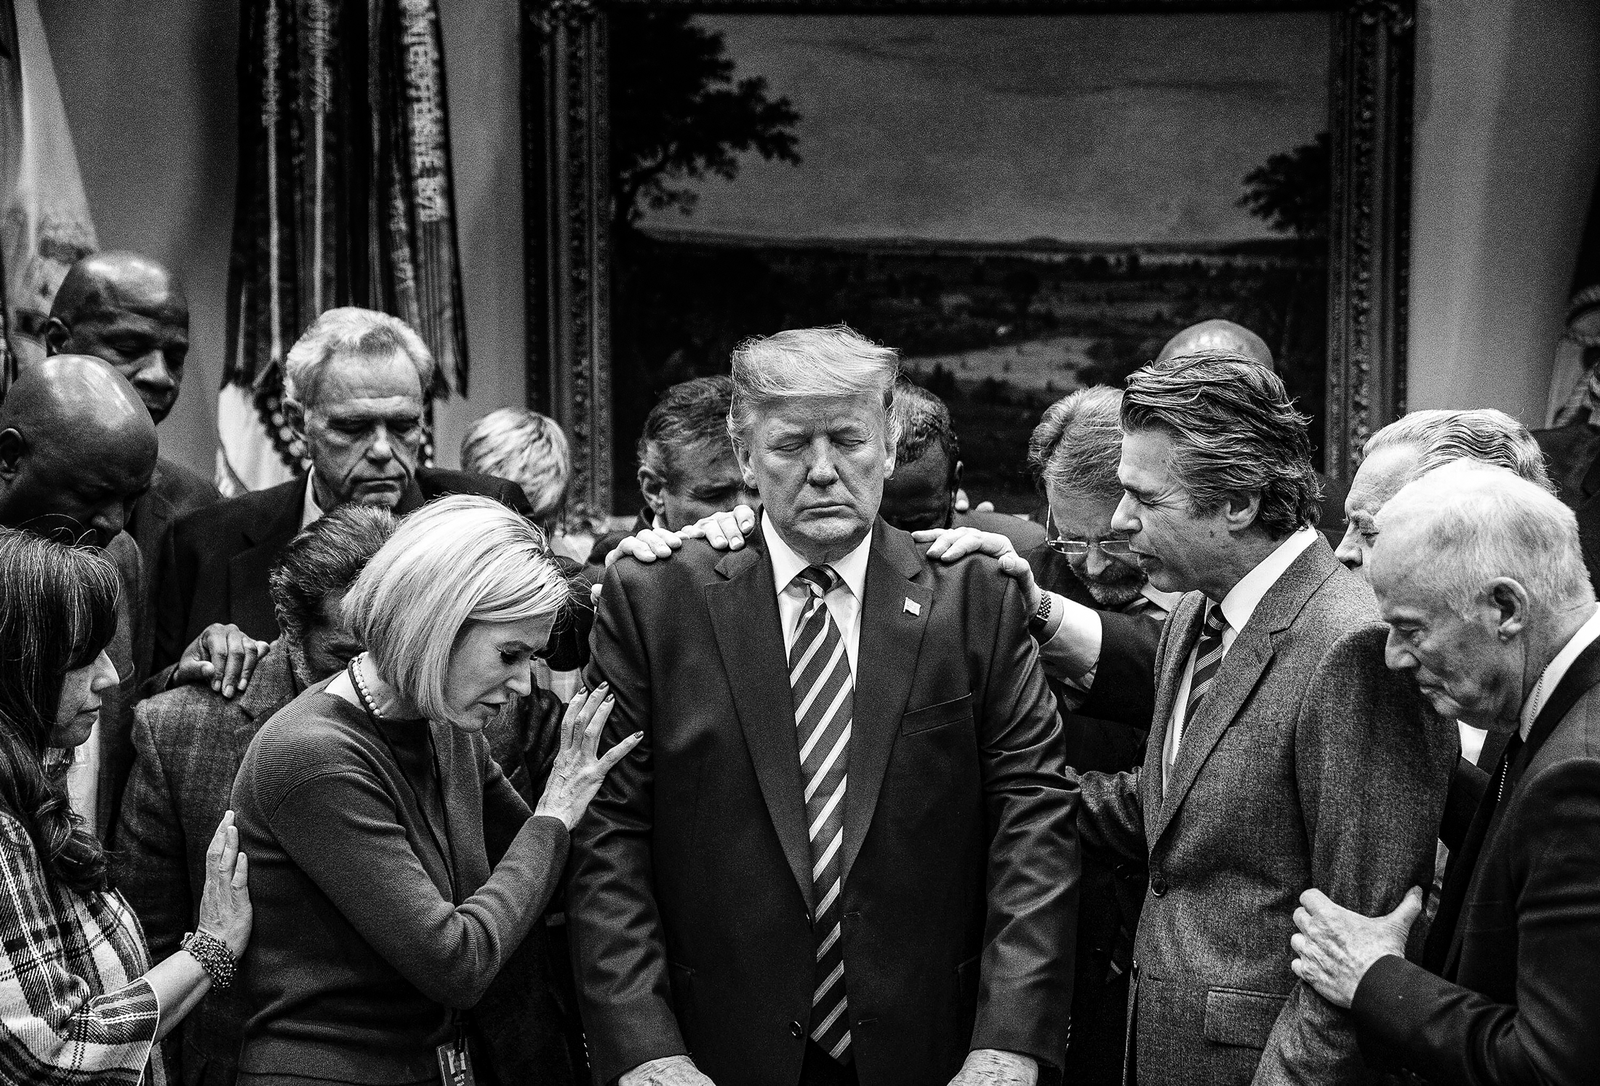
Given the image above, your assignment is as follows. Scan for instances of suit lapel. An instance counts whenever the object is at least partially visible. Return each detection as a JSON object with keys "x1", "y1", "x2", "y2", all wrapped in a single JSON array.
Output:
[
  {"x1": 1140, "y1": 594, "x2": 1203, "y2": 821},
  {"x1": 705, "y1": 534, "x2": 816, "y2": 910},
  {"x1": 1148, "y1": 541, "x2": 1340, "y2": 846},
  {"x1": 1441, "y1": 632, "x2": 1600, "y2": 973},
  {"x1": 395, "y1": 477, "x2": 428, "y2": 515},
  {"x1": 230, "y1": 483, "x2": 305, "y2": 638},
  {"x1": 841, "y1": 521, "x2": 932, "y2": 881}
]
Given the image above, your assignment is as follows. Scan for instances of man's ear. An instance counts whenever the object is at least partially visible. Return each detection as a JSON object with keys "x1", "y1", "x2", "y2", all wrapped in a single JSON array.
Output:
[
  {"x1": 282, "y1": 398, "x2": 307, "y2": 440},
  {"x1": 734, "y1": 441, "x2": 759, "y2": 491},
  {"x1": 638, "y1": 467, "x2": 668, "y2": 518},
  {"x1": 0, "y1": 428, "x2": 26, "y2": 480},
  {"x1": 41, "y1": 318, "x2": 71, "y2": 357},
  {"x1": 1486, "y1": 578, "x2": 1531, "y2": 642},
  {"x1": 1222, "y1": 490, "x2": 1264, "y2": 533}
]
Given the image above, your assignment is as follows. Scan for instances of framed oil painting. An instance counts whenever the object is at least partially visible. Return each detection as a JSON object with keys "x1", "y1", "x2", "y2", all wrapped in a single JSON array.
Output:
[{"x1": 524, "y1": 0, "x2": 1412, "y2": 520}]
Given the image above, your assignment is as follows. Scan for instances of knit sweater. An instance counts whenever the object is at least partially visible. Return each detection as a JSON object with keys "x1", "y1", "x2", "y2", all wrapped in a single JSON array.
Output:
[{"x1": 231, "y1": 684, "x2": 569, "y2": 1084}]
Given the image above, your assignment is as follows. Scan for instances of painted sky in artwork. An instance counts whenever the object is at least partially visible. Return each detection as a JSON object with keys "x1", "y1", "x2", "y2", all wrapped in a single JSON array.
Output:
[{"x1": 636, "y1": 12, "x2": 1332, "y2": 245}]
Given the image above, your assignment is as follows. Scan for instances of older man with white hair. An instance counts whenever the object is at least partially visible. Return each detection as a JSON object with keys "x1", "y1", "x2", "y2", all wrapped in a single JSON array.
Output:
[
  {"x1": 569, "y1": 325, "x2": 1077, "y2": 1086},
  {"x1": 1291, "y1": 460, "x2": 1600, "y2": 1086},
  {"x1": 154, "y1": 306, "x2": 530, "y2": 670},
  {"x1": 1334, "y1": 408, "x2": 1556, "y2": 769}
]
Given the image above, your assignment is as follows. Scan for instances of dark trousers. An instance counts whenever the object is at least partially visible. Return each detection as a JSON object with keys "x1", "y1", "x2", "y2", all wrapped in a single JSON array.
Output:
[{"x1": 800, "y1": 1043, "x2": 858, "y2": 1086}]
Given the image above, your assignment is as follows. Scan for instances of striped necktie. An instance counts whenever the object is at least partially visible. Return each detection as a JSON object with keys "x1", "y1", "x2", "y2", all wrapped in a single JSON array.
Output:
[
  {"x1": 1166, "y1": 602, "x2": 1228, "y2": 788},
  {"x1": 788, "y1": 565, "x2": 854, "y2": 1064}
]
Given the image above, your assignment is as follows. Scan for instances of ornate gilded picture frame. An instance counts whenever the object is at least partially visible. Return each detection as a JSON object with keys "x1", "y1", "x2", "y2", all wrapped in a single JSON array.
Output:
[{"x1": 523, "y1": 0, "x2": 1412, "y2": 521}]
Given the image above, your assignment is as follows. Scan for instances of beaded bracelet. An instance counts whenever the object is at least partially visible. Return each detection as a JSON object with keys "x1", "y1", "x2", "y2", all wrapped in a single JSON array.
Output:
[{"x1": 181, "y1": 928, "x2": 237, "y2": 991}]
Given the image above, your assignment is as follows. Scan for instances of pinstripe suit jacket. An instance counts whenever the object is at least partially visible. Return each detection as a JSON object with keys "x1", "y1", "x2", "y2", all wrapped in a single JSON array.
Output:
[{"x1": 1078, "y1": 538, "x2": 1456, "y2": 1086}]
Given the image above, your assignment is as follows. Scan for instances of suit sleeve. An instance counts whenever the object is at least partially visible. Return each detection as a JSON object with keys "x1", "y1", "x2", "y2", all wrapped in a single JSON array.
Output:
[
  {"x1": 968, "y1": 573, "x2": 1080, "y2": 1068},
  {"x1": 1350, "y1": 756, "x2": 1600, "y2": 1086},
  {"x1": 112, "y1": 705, "x2": 192, "y2": 964},
  {"x1": 567, "y1": 560, "x2": 689, "y2": 1083},
  {"x1": 1077, "y1": 611, "x2": 1161, "y2": 727},
  {"x1": 1075, "y1": 609, "x2": 1170, "y2": 866},
  {"x1": 1253, "y1": 625, "x2": 1456, "y2": 1086}
]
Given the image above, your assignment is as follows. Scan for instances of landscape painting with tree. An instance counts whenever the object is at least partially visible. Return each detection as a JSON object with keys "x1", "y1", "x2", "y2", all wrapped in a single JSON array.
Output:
[{"x1": 609, "y1": 11, "x2": 1334, "y2": 512}]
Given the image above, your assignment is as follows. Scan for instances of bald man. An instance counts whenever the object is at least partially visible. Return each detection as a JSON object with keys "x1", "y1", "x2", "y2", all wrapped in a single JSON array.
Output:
[
  {"x1": 1156, "y1": 318, "x2": 1275, "y2": 367},
  {"x1": 0, "y1": 356, "x2": 158, "y2": 840},
  {"x1": 0, "y1": 356, "x2": 260, "y2": 841},
  {"x1": 45, "y1": 251, "x2": 220, "y2": 572}
]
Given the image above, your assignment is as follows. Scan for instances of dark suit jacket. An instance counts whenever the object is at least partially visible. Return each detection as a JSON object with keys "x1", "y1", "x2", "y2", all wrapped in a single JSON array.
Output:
[
  {"x1": 129, "y1": 457, "x2": 220, "y2": 586},
  {"x1": 1026, "y1": 545, "x2": 1163, "y2": 1086},
  {"x1": 957, "y1": 508, "x2": 1046, "y2": 553},
  {"x1": 585, "y1": 507, "x2": 654, "y2": 567},
  {"x1": 1351, "y1": 634, "x2": 1600, "y2": 1086},
  {"x1": 1077, "y1": 539, "x2": 1456, "y2": 1086},
  {"x1": 153, "y1": 467, "x2": 529, "y2": 669},
  {"x1": 570, "y1": 517, "x2": 1078, "y2": 1086}
]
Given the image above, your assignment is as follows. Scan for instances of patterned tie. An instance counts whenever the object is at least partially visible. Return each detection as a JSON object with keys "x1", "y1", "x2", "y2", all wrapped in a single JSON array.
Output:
[
  {"x1": 789, "y1": 565, "x2": 853, "y2": 1063},
  {"x1": 1166, "y1": 602, "x2": 1228, "y2": 787}
]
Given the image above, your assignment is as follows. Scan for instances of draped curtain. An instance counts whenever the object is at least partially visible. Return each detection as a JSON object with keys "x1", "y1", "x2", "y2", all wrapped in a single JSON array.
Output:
[{"x1": 222, "y1": 0, "x2": 469, "y2": 492}]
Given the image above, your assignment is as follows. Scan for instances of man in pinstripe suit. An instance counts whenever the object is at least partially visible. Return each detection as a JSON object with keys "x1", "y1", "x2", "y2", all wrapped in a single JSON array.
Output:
[{"x1": 569, "y1": 326, "x2": 1078, "y2": 1086}]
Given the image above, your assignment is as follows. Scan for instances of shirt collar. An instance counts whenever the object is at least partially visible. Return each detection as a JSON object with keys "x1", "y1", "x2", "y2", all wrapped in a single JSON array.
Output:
[
  {"x1": 1140, "y1": 584, "x2": 1183, "y2": 617},
  {"x1": 760, "y1": 511, "x2": 871, "y2": 602},
  {"x1": 300, "y1": 471, "x2": 327, "y2": 530},
  {"x1": 1216, "y1": 526, "x2": 1320, "y2": 633},
  {"x1": 1519, "y1": 605, "x2": 1600, "y2": 739}
]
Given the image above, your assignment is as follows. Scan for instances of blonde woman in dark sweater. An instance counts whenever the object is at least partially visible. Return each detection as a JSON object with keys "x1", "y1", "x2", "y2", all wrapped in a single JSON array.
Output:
[{"x1": 231, "y1": 496, "x2": 640, "y2": 1085}]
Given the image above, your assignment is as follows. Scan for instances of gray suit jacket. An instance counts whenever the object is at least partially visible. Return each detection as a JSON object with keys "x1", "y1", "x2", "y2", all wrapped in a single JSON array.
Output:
[
  {"x1": 1078, "y1": 538, "x2": 1456, "y2": 1086},
  {"x1": 115, "y1": 642, "x2": 301, "y2": 1086}
]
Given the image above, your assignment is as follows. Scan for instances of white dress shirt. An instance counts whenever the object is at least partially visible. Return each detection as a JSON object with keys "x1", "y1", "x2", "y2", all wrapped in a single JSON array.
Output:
[
  {"x1": 1041, "y1": 583, "x2": 1182, "y2": 693},
  {"x1": 299, "y1": 471, "x2": 328, "y2": 530},
  {"x1": 1518, "y1": 604, "x2": 1600, "y2": 740},
  {"x1": 761, "y1": 515, "x2": 871, "y2": 675},
  {"x1": 1163, "y1": 526, "x2": 1320, "y2": 784}
]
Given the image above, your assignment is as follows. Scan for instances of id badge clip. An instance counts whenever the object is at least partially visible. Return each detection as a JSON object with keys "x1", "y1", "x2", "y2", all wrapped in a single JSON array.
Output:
[{"x1": 436, "y1": 1036, "x2": 476, "y2": 1086}]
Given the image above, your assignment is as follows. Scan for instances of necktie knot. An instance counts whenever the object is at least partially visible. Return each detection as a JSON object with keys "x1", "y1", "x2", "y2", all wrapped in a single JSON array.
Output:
[
  {"x1": 796, "y1": 565, "x2": 840, "y2": 598},
  {"x1": 1203, "y1": 602, "x2": 1227, "y2": 637}
]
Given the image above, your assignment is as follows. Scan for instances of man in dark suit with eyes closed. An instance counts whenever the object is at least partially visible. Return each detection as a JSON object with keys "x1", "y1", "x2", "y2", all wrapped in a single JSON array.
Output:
[{"x1": 569, "y1": 325, "x2": 1078, "y2": 1086}]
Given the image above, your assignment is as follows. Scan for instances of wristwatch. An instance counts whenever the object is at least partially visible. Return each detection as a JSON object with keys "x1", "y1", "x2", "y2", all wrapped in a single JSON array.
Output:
[{"x1": 1027, "y1": 591, "x2": 1053, "y2": 639}]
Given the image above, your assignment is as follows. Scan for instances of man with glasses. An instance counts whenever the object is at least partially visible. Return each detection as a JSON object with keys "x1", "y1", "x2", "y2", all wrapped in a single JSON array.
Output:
[
  {"x1": 1019, "y1": 386, "x2": 1176, "y2": 1085},
  {"x1": 1023, "y1": 388, "x2": 1179, "y2": 736}
]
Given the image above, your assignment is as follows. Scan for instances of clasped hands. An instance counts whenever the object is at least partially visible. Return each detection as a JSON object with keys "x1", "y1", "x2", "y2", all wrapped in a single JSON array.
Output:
[{"x1": 621, "y1": 1050, "x2": 1037, "y2": 1086}]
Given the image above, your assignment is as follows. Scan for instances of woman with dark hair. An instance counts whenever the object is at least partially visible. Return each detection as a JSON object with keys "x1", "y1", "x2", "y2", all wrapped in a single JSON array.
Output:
[{"x1": 0, "y1": 528, "x2": 251, "y2": 1083}]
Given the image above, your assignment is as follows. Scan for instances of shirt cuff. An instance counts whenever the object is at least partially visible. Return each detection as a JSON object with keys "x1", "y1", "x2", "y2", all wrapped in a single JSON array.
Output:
[{"x1": 1037, "y1": 594, "x2": 1103, "y2": 686}]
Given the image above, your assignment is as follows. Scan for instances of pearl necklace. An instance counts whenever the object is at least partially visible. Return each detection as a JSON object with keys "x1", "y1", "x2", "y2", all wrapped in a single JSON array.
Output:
[{"x1": 349, "y1": 653, "x2": 389, "y2": 722}]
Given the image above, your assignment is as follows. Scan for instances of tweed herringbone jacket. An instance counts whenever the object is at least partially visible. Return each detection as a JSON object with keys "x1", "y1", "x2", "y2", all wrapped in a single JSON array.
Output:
[{"x1": 1078, "y1": 538, "x2": 1457, "y2": 1086}]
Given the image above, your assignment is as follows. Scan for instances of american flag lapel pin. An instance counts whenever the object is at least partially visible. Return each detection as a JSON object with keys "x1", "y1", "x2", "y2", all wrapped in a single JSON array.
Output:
[{"x1": 904, "y1": 597, "x2": 921, "y2": 617}]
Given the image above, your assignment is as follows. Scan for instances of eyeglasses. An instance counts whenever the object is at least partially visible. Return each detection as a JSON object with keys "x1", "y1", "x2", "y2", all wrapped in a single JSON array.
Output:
[{"x1": 1046, "y1": 537, "x2": 1133, "y2": 558}]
